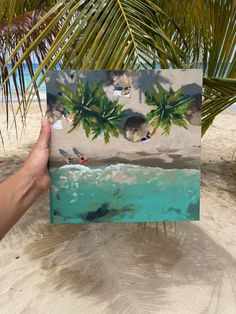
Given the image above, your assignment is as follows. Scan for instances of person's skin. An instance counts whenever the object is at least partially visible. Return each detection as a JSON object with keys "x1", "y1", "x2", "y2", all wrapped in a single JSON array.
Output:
[{"x1": 0, "y1": 118, "x2": 51, "y2": 240}]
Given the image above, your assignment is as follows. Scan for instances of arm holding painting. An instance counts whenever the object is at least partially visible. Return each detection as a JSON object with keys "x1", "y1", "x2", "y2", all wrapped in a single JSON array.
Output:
[{"x1": 0, "y1": 118, "x2": 51, "y2": 240}]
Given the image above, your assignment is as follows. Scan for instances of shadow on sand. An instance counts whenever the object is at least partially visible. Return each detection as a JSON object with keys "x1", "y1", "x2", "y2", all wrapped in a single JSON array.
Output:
[
  {"x1": 21, "y1": 213, "x2": 236, "y2": 313},
  {"x1": 1, "y1": 150, "x2": 236, "y2": 313}
]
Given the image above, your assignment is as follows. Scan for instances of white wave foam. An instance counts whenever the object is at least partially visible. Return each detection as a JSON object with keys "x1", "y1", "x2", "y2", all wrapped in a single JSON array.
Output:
[{"x1": 57, "y1": 163, "x2": 199, "y2": 177}]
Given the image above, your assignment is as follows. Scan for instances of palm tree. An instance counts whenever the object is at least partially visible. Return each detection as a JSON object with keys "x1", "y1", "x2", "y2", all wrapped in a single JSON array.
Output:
[
  {"x1": 58, "y1": 79, "x2": 125, "y2": 143},
  {"x1": 58, "y1": 78, "x2": 106, "y2": 136},
  {"x1": 145, "y1": 83, "x2": 193, "y2": 135},
  {"x1": 0, "y1": 0, "x2": 235, "y2": 136},
  {"x1": 90, "y1": 97, "x2": 125, "y2": 143}
]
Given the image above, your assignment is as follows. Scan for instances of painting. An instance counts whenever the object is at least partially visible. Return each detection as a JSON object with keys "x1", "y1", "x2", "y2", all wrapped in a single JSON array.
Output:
[{"x1": 46, "y1": 70, "x2": 202, "y2": 223}]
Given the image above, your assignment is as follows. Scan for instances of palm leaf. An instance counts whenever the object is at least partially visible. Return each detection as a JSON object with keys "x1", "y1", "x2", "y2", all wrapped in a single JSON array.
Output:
[
  {"x1": 202, "y1": 77, "x2": 236, "y2": 135},
  {"x1": 0, "y1": 0, "x2": 65, "y2": 124},
  {"x1": 158, "y1": 0, "x2": 236, "y2": 133},
  {"x1": 145, "y1": 84, "x2": 193, "y2": 135},
  {"x1": 58, "y1": 80, "x2": 125, "y2": 142},
  {"x1": 1, "y1": 0, "x2": 185, "y2": 126}
]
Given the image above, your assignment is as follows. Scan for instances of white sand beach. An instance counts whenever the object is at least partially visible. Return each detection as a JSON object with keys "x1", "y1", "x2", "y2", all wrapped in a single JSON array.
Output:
[{"x1": 0, "y1": 103, "x2": 236, "y2": 313}]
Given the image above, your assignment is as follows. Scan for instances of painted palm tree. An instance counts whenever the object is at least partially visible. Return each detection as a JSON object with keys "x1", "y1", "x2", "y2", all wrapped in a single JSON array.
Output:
[
  {"x1": 58, "y1": 80, "x2": 125, "y2": 143},
  {"x1": 145, "y1": 83, "x2": 193, "y2": 135},
  {"x1": 58, "y1": 78, "x2": 106, "y2": 136},
  {"x1": 90, "y1": 97, "x2": 125, "y2": 143},
  {"x1": 0, "y1": 0, "x2": 236, "y2": 136}
]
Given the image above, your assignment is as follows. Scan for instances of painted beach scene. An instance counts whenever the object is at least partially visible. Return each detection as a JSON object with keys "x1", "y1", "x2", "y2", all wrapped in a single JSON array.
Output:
[{"x1": 46, "y1": 70, "x2": 202, "y2": 224}]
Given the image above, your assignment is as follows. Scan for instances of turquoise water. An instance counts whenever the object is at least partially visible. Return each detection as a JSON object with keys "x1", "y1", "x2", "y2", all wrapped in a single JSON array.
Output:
[
  {"x1": 4, "y1": 64, "x2": 46, "y2": 91},
  {"x1": 3, "y1": 64, "x2": 236, "y2": 109},
  {"x1": 50, "y1": 164, "x2": 200, "y2": 224}
]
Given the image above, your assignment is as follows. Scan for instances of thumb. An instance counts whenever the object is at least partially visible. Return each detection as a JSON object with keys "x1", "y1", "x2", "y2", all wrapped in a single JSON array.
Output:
[{"x1": 36, "y1": 117, "x2": 51, "y2": 150}]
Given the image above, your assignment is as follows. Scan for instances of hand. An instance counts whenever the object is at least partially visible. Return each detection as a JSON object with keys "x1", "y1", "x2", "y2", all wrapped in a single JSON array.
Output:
[{"x1": 21, "y1": 117, "x2": 51, "y2": 196}]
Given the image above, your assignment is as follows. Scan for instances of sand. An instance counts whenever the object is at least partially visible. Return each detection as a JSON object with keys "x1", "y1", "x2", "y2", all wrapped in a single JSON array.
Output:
[
  {"x1": 45, "y1": 70, "x2": 202, "y2": 176},
  {"x1": 0, "y1": 104, "x2": 236, "y2": 313},
  {"x1": 49, "y1": 117, "x2": 201, "y2": 169},
  {"x1": 47, "y1": 70, "x2": 201, "y2": 169}
]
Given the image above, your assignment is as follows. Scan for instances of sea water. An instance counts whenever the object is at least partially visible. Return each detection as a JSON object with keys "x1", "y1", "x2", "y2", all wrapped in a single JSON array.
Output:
[
  {"x1": 50, "y1": 164, "x2": 200, "y2": 223},
  {"x1": 2, "y1": 64, "x2": 236, "y2": 109},
  {"x1": 1, "y1": 64, "x2": 48, "y2": 101}
]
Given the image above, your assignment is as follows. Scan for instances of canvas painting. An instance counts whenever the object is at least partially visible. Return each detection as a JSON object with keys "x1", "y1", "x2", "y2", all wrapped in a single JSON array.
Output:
[{"x1": 46, "y1": 70, "x2": 202, "y2": 224}]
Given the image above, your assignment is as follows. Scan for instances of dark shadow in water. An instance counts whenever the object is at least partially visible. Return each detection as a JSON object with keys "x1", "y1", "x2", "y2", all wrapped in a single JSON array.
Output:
[
  {"x1": 76, "y1": 202, "x2": 134, "y2": 223},
  {"x1": 1, "y1": 153, "x2": 236, "y2": 312},
  {"x1": 186, "y1": 200, "x2": 200, "y2": 220},
  {"x1": 79, "y1": 202, "x2": 110, "y2": 222},
  {"x1": 46, "y1": 93, "x2": 57, "y2": 107},
  {"x1": 167, "y1": 200, "x2": 200, "y2": 220}
]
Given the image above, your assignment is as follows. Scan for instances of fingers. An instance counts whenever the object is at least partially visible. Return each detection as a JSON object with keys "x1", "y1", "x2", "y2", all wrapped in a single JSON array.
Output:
[{"x1": 37, "y1": 117, "x2": 51, "y2": 150}]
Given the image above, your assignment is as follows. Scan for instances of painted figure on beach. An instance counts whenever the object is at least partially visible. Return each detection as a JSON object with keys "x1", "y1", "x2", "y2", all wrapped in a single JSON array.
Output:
[{"x1": 46, "y1": 70, "x2": 202, "y2": 223}]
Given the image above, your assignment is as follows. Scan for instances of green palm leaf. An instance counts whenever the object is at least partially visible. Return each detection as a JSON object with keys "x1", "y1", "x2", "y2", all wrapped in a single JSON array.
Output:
[
  {"x1": 145, "y1": 83, "x2": 193, "y2": 135},
  {"x1": 158, "y1": 0, "x2": 236, "y2": 133},
  {"x1": 202, "y1": 77, "x2": 236, "y2": 135},
  {"x1": 0, "y1": 0, "x2": 184, "y2": 124},
  {"x1": 58, "y1": 80, "x2": 125, "y2": 142}
]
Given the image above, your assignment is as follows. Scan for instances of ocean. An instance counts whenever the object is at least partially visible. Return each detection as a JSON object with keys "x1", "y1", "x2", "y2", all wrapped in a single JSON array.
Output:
[
  {"x1": 2, "y1": 64, "x2": 47, "y2": 101},
  {"x1": 2, "y1": 64, "x2": 235, "y2": 108},
  {"x1": 50, "y1": 164, "x2": 200, "y2": 223}
]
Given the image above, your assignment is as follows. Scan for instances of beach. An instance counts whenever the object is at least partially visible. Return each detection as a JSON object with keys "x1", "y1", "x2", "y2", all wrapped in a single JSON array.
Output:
[
  {"x1": 49, "y1": 117, "x2": 200, "y2": 169},
  {"x1": 0, "y1": 103, "x2": 236, "y2": 313},
  {"x1": 47, "y1": 70, "x2": 201, "y2": 170}
]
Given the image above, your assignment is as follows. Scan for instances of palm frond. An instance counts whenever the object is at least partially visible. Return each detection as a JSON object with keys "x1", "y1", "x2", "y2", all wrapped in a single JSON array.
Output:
[
  {"x1": 158, "y1": 0, "x2": 236, "y2": 134},
  {"x1": 0, "y1": 0, "x2": 64, "y2": 124},
  {"x1": 158, "y1": 0, "x2": 236, "y2": 75},
  {"x1": 145, "y1": 83, "x2": 193, "y2": 135},
  {"x1": 57, "y1": 80, "x2": 125, "y2": 142},
  {"x1": 1, "y1": 0, "x2": 185, "y2": 125},
  {"x1": 202, "y1": 77, "x2": 236, "y2": 135}
]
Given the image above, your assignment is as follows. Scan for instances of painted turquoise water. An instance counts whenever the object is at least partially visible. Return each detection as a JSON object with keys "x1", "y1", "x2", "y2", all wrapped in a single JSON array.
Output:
[{"x1": 50, "y1": 164, "x2": 200, "y2": 223}]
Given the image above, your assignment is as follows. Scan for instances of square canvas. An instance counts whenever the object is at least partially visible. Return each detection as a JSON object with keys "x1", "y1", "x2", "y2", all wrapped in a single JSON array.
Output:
[{"x1": 46, "y1": 70, "x2": 202, "y2": 224}]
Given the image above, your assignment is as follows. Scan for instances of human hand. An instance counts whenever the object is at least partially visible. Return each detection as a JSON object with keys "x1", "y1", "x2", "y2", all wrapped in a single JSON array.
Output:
[{"x1": 21, "y1": 117, "x2": 51, "y2": 196}]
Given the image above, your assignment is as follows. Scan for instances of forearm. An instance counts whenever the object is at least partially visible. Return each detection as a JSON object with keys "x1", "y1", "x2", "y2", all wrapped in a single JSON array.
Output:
[
  {"x1": 0, "y1": 168, "x2": 41, "y2": 240},
  {"x1": 0, "y1": 118, "x2": 50, "y2": 240}
]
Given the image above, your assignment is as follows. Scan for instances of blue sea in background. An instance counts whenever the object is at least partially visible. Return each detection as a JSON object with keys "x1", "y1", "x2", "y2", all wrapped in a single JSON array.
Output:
[
  {"x1": 50, "y1": 164, "x2": 200, "y2": 223},
  {"x1": 5, "y1": 63, "x2": 46, "y2": 91},
  {"x1": 2, "y1": 63, "x2": 235, "y2": 108},
  {"x1": 2, "y1": 64, "x2": 55, "y2": 101}
]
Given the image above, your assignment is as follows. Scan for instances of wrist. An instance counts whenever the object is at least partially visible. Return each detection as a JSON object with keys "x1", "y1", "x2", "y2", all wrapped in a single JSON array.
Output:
[{"x1": 17, "y1": 166, "x2": 42, "y2": 199}]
